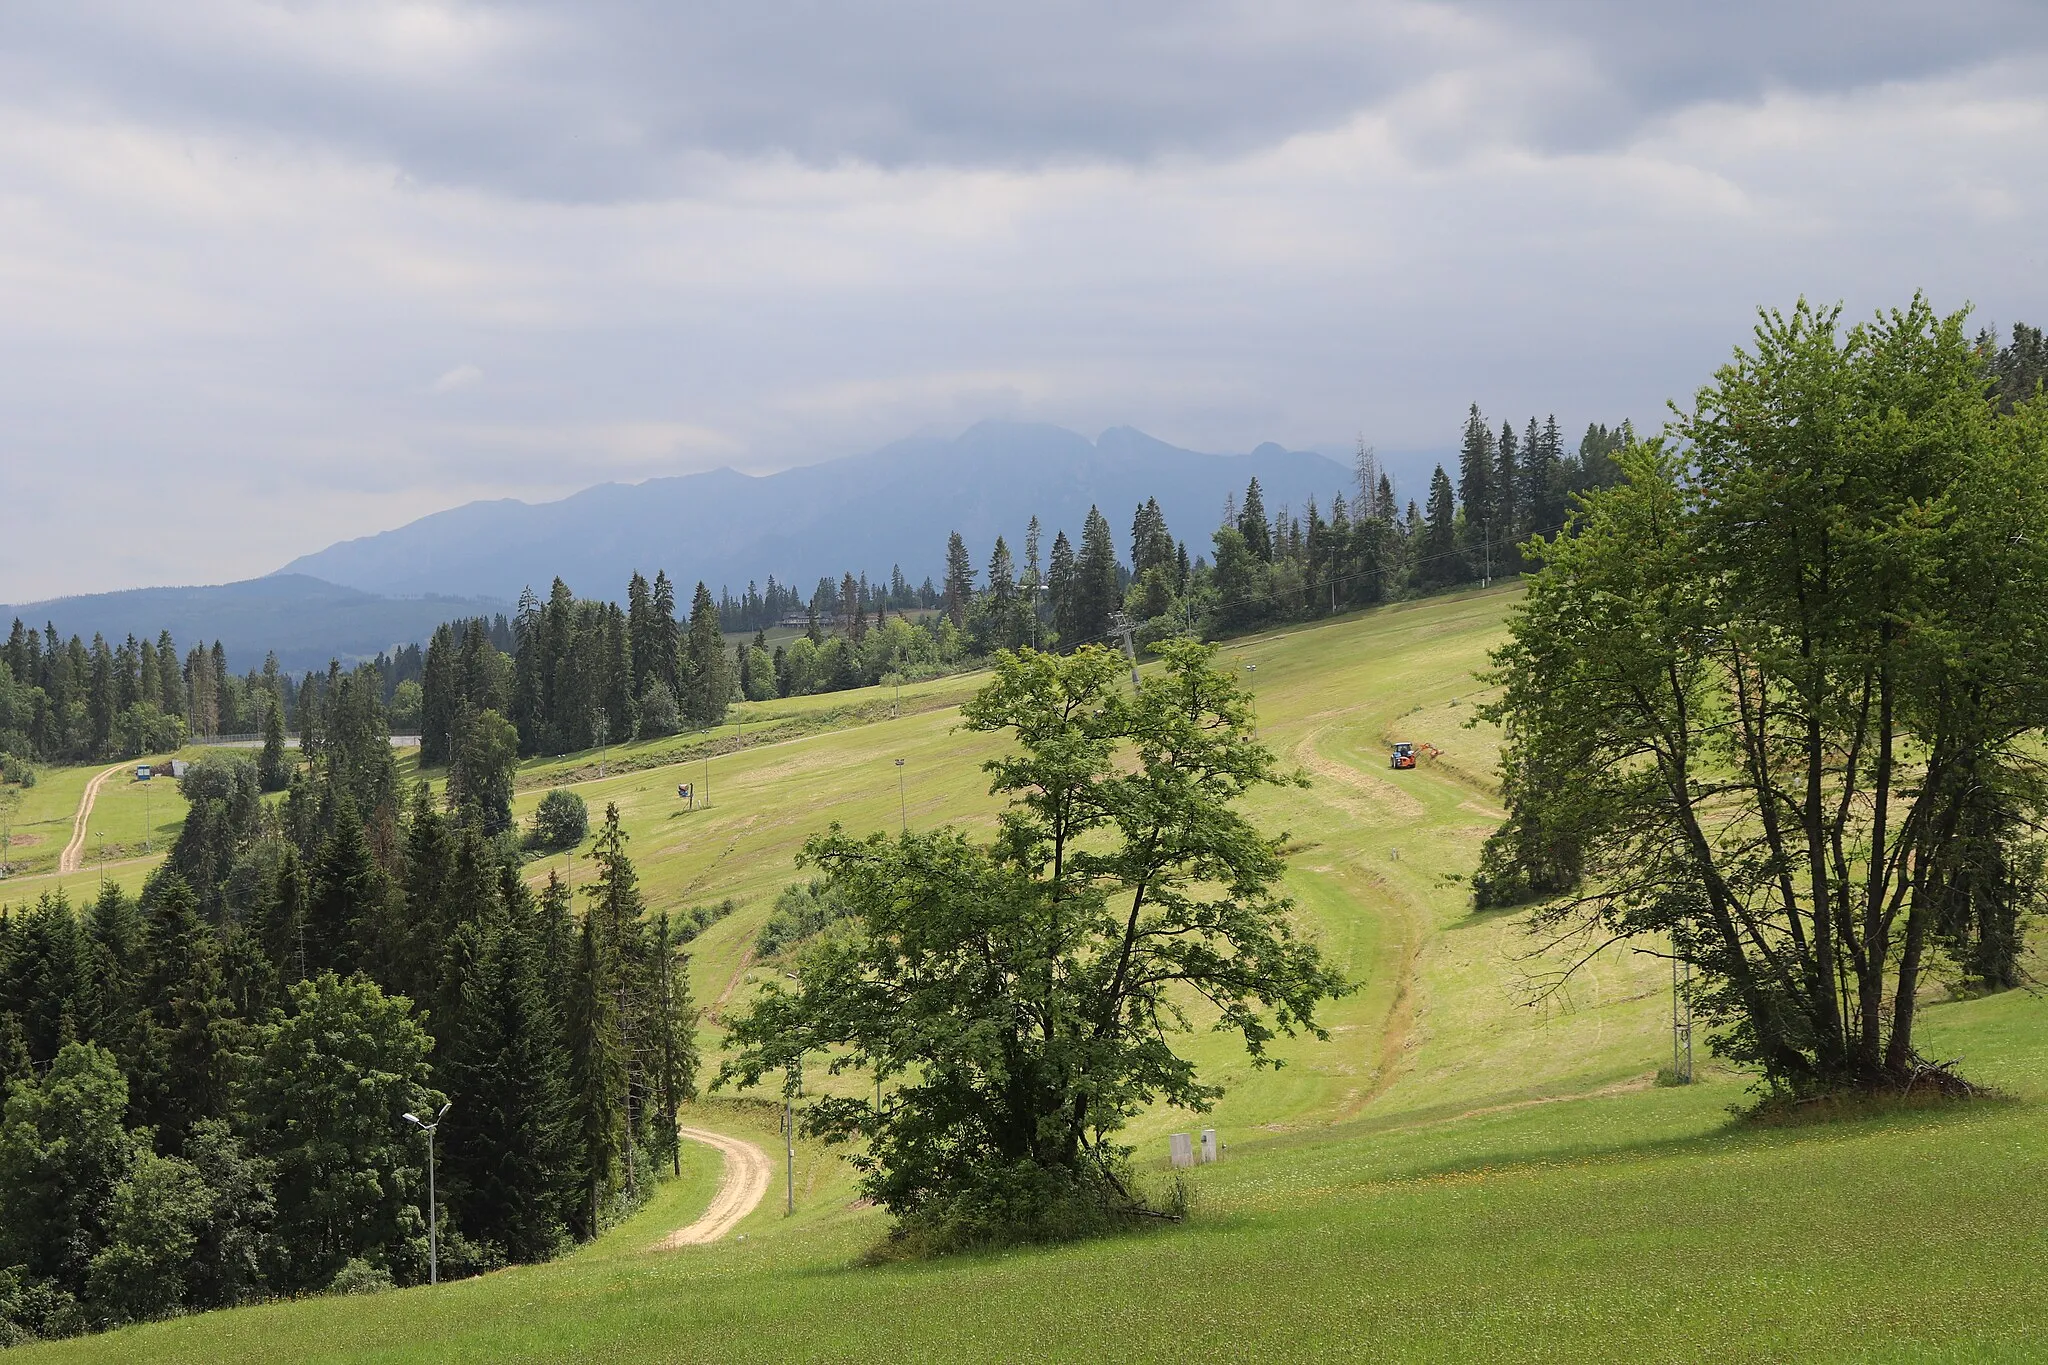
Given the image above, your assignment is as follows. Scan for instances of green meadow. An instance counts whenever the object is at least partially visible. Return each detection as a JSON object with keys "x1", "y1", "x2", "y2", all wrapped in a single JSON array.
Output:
[
  {"x1": 0, "y1": 749, "x2": 198, "y2": 900},
  {"x1": 19, "y1": 584, "x2": 2048, "y2": 1362}
]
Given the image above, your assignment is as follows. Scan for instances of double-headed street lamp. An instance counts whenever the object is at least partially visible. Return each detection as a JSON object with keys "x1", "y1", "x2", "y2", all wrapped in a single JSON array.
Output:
[{"x1": 403, "y1": 1101, "x2": 453, "y2": 1284}]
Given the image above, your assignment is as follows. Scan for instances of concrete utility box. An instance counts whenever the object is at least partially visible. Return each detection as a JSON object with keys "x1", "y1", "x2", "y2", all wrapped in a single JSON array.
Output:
[
  {"x1": 1199, "y1": 1129, "x2": 1218, "y2": 1163},
  {"x1": 1169, "y1": 1133, "x2": 1194, "y2": 1169}
]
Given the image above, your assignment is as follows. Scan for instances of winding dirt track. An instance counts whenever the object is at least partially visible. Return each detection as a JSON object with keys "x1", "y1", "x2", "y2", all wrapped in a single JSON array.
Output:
[
  {"x1": 59, "y1": 765, "x2": 126, "y2": 873},
  {"x1": 654, "y1": 1126, "x2": 773, "y2": 1248}
]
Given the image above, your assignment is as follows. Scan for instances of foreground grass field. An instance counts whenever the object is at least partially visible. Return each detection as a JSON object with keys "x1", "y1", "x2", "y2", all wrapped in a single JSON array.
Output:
[{"x1": 21, "y1": 586, "x2": 2048, "y2": 1361}]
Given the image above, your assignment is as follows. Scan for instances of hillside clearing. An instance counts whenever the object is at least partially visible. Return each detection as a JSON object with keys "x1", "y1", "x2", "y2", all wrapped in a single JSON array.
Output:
[{"x1": 19, "y1": 584, "x2": 2048, "y2": 1363}]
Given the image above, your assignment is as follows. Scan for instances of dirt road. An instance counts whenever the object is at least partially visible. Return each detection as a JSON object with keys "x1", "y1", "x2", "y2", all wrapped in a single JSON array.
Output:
[
  {"x1": 59, "y1": 765, "x2": 126, "y2": 873},
  {"x1": 653, "y1": 1125, "x2": 773, "y2": 1248}
]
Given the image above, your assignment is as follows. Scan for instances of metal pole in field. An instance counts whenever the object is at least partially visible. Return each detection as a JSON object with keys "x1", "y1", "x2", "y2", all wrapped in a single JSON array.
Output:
[
  {"x1": 702, "y1": 749, "x2": 711, "y2": 810},
  {"x1": 895, "y1": 758, "x2": 906, "y2": 831},
  {"x1": 404, "y1": 1102, "x2": 453, "y2": 1284},
  {"x1": 1672, "y1": 952, "x2": 1693, "y2": 1084},
  {"x1": 784, "y1": 1097, "x2": 794, "y2": 1215}
]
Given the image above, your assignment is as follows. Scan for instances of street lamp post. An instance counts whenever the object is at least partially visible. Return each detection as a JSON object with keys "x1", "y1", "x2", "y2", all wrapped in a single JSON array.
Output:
[
  {"x1": 894, "y1": 758, "x2": 906, "y2": 831},
  {"x1": 404, "y1": 1102, "x2": 453, "y2": 1284},
  {"x1": 1244, "y1": 662, "x2": 1259, "y2": 735},
  {"x1": 782, "y1": 976, "x2": 801, "y2": 1215}
]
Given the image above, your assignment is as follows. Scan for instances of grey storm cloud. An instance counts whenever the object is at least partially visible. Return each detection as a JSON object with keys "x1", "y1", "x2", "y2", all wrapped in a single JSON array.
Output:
[
  {"x1": 1, "y1": 1, "x2": 2045, "y2": 600},
  {"x1": 9, "y1": 1, "x2": 2045, "y2": 194}
]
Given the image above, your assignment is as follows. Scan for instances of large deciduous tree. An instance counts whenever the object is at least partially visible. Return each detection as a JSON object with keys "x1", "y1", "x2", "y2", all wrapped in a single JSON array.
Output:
[
  {"x1": 720, "y1": 641, "x2": 1346, "y2": 1244},
  {"x1": 1481, "y1": 297, "x2": 2048, "y2": 1094}
]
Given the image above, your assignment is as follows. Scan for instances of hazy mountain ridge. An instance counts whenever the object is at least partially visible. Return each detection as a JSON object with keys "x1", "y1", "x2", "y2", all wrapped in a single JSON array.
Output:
[
  {"x1": 7, "y1": 423, "x2": 1362, "y2": 674},
  {"x1": 0, "y1": 575, "x2": 508, "y2": 676},
  {"x1": 281, "y1": 421, "x2": 1358, "y2": 601}
]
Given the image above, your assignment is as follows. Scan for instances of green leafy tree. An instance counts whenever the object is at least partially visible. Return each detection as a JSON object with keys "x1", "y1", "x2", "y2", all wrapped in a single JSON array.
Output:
[
  {"x1": 167, "y1": 755, "x2": 263, "y2": 917},
  {"x1": 0, "y1": 1042, "x2": 138, "y2": 1300},
  {"x1": 446, "y1": 705, "x2": 520, "y2": 836},
  {"x1": 241, "y1": 973, "x2": 432, "y2": 1291},
  {"x1": 1482, "y1": 297, "x2": 2048, "y2": 1092},
  {"x1": 531, "y1": 788, "x2": 589, "y2": 850},
  {"x1": 1208, "y1": 526, "x2": 1271, "y2": 632},
  {"x1": 83, "y1": 1148, "x2": 210, "y2": 1326},
  {"x1": 635, "y1": 679, "x2": 680, "y2": 738},
  {"x1": 721, "y1": 642, "x2": 1346, "y2": 1243}
]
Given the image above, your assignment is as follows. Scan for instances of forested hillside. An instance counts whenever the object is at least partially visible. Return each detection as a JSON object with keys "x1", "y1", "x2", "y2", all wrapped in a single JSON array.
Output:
[{"x1": 0, "y1": 672, "x2": 701, "y2": 1339}]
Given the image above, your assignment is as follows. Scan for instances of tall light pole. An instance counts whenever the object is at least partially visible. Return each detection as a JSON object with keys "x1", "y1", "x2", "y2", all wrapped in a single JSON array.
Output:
[
  {"x1": 894, "y1": 758, "x2": 906, "y2": 831},
  {"x1": 404, "y1": 1102, "x2": 453, "y2": 1284},
  {"x1": 1243, "y1": 662, "x2": 1259, "y2": 735},
  {"x1": 781, "y1": 975, "x2": 804, "y2": 1215}
]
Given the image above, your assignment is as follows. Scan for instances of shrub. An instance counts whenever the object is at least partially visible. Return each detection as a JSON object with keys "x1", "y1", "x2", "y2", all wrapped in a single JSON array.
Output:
[
  {"x1": 531, "y1": 789, "x2": 589, "y2": 849},
  {"x1": 327, "y1": 1259, "x2": 391, "y2": 1295},
  {"x1": 880, "y1": 1158, "x2": 1138, "y2": 1259},
  {"x1": 753, "y1": 880, "x2": 849, "y2": 958},
  {"x1": 677, "y1": 898, "x2": 737, "y2": 943}
]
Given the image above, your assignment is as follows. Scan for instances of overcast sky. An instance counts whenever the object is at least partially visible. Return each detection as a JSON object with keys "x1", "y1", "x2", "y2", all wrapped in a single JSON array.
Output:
[{"x1": 3, "y1": 1, "x2": 2045, "y2": 600}]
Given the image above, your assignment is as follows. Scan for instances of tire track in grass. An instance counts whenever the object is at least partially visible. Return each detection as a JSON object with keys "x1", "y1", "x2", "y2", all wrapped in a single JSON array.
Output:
[{"x1": 1295, "y1": 727, "x2": 1429, "y2": 1119}]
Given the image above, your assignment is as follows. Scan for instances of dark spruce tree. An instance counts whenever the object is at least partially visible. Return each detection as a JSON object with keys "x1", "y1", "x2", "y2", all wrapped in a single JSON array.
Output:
[
  {"x1": 439, "y1": 866, "x2": 576, "y2": 1263},
  {"x1": 942, "y1": 532, "x2": 975, "y2": 629}
]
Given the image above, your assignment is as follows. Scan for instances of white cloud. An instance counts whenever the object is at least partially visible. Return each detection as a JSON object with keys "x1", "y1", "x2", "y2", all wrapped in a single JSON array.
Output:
[{"x1": 429, "y1": 363, "x2": 484, "y2": 393}]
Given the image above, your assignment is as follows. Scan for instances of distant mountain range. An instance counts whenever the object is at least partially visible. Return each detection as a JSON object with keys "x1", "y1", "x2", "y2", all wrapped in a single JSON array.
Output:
[
  {"x1": 9, "y1": 422, "x2": 1366, "y2": 674},
  {"x1": 0, "y1": 576, "x2": 509, "y2": 676},
  {"x1": 281, "y1": 421, "x2": 1356, "y2": 601}
]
